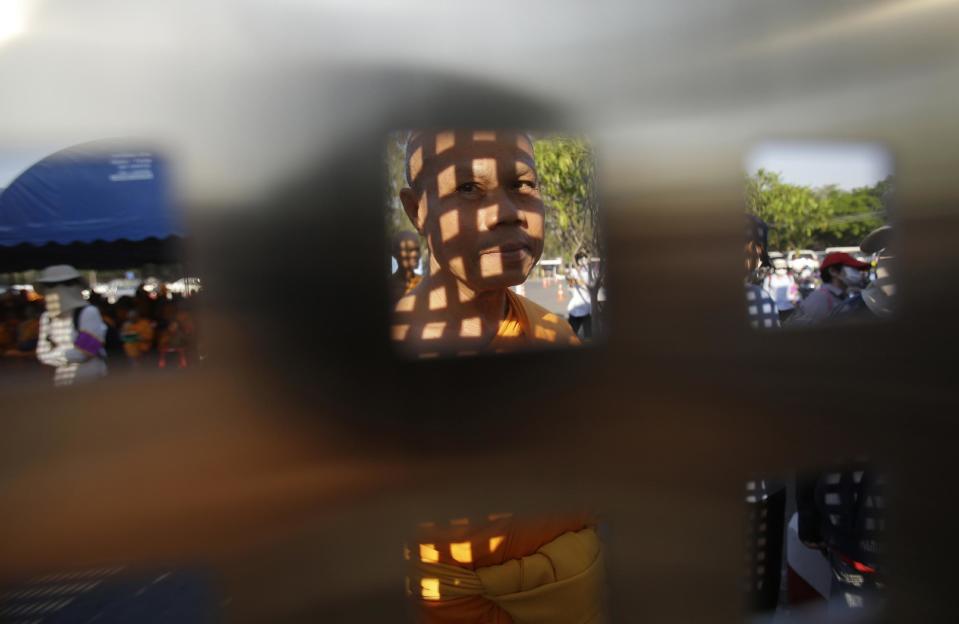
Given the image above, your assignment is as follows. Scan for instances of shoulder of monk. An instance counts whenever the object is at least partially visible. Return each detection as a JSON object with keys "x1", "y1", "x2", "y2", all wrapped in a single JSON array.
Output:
[{"x1": 510, "y1": 293, "x2": 580, "y2": 346}]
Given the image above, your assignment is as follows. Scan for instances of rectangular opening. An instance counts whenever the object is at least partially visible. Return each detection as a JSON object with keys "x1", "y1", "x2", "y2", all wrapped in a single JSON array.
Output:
[
  {"x1": 404, "y1": 509, "x2": 604, "y2": 620},
  {"x1": 743, "y1": 141, "x2": 895, "y2": 329},
  {"x1": 0, "y1": 141, "x2": 200, "y2": 388},
  {"x1": 385, "y1": 130, "x2": 606, "y2": 359},
  {"x1": 744, "y1": 461, "x2": 887, "y2": 620}
]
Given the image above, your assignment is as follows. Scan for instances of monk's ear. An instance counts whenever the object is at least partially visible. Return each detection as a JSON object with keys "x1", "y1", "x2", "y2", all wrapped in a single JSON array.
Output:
[{"x1": 400, "y1": 187, "x2": 425, "y2": 233}]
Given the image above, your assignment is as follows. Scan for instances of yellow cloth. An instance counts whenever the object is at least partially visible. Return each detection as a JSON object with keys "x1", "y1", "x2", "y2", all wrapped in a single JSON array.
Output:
[
  {"x1": 490, "y1": 291, "x2": 581, "y2": 352},
  {"x1": 406, "y1": 274, "x2": 423, "y2": 293},
  {"x1": 412, "y1": 527, "x2": 604, "y2": 624},
  {"x1": 390, "y1": 273, "x2": 423, "y2": 305},
  {"x1": 122, "y1": 319, "x2": 154, "y2": 358}
]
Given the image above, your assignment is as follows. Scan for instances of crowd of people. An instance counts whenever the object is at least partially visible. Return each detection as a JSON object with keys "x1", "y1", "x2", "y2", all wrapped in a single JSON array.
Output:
[
  {"x1": 1, "y1": 267, "x2": 201, "y2": 384},
  {"x1": 745, "y1": 216, "x2": 895, "y2": 330}
]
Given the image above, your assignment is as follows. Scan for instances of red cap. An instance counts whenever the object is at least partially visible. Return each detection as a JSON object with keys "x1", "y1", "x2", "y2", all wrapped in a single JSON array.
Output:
[{"x1": 821, "y1": 252, "x2": 870, "y2": 271}]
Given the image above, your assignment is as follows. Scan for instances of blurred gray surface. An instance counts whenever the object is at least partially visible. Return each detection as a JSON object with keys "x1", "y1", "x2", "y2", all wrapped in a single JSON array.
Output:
[{"x1": 2, "y1": 1, "x2": 958, "y2": 623}]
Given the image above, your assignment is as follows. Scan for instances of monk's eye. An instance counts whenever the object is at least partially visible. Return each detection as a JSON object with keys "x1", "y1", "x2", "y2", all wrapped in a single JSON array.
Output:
[
  {"x1": 513, "y1": 179, "x2": 538, "y2": 192},
  {"x1": 456, "y1": 182, "x2": 482, "y2": 194}
]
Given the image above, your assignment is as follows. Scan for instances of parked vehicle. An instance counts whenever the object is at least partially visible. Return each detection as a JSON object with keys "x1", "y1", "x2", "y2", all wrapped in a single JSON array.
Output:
[{"x1": 787, "y1": 249, "x2": 819, "y2": 273}]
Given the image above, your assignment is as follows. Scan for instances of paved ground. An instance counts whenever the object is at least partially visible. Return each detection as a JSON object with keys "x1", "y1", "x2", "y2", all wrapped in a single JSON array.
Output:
[
  {"x1": 514, "y1": 277, "x2": 571, "y2": 317},
  {"x1": 0, "y1": 567, "x2": 218, "y2": 623}
]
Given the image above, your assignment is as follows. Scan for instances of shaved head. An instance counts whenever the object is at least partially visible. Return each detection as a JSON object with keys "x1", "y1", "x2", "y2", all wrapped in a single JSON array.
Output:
[
  {"x1": 404, "y1": 130, "x2": 534, "y2": 189},
  {"x1": 392, "y1": 230, "x2": 420, "y2": 255}
]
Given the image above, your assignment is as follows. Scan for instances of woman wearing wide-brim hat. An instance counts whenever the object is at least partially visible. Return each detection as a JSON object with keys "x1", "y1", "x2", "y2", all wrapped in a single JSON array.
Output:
[{"x1": 35, "y1": 264, "x2": 108, "y2": 386}]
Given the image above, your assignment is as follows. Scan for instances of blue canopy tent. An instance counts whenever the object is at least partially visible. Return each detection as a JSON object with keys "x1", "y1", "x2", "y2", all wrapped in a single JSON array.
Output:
[{"x1": 0, "y1": 141, "x2": 184, "y2": 272}]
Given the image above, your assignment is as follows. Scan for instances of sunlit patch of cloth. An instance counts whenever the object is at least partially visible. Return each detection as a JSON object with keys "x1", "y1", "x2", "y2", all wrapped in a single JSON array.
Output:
[
  {"x1": 490, "y1": 290, "x2": 581, "y2": 352},
  {"x1": 411, "y1": 527, "x2": 604, "y2": 624}
]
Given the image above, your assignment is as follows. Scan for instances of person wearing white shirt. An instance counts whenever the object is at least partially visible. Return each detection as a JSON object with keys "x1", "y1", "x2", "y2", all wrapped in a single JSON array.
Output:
[
  {"x1": 763, "y1": 258, "x2": 799, "y2": 323},
  {"x1": 566, "y1": 252, "x2": 593, "y2": 339},
  {"x1": 35, "y1": 265, "x2": 108, "y2": 386}
]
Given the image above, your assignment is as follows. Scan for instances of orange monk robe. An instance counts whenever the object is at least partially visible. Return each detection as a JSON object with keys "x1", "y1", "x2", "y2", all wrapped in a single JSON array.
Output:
[
  {"x1": 406, "y1": 274, "x2": 423, "y2": 294},
  {"x1": 390, "y1": 273, "x2": 424, "y2": 305},
  {"x1": 410, "y1": 512, "x2": 599, "y2": 624},
  {"x1": 490, "y1": 290, "x2": 581, "y2": 352}
]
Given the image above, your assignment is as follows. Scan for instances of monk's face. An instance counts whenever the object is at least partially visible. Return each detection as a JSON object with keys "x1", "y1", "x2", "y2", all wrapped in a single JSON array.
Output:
[
  {"x1": 401, "y1": 131, "x2": 545, "y2": 292},
  {"x1": 397, "y1": 238, "x2": 420, "y2": 272}
]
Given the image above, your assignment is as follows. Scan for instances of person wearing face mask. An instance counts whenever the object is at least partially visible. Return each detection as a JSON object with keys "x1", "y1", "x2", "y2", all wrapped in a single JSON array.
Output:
[
  {"x1": 35, "y1": 264, "x2": 108, "y2": 386},
  {"x1": 829, "y1": 226, "x2": 897, "y2": 322},
  {"x1": 762, "y1": 258, "x2": 799, "y2": 323},
  {"x1": 785, "y1": 252, "x2": 870, "y2": 327}
]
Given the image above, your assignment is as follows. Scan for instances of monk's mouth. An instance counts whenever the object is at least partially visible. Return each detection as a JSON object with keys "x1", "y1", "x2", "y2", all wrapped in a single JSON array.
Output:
[{"x1": 481, "y1": 243, "x2": 530, "y2": 262}]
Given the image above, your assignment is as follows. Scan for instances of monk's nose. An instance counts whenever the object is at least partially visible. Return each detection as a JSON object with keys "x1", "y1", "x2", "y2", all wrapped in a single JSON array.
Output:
[{"x1": 484, "y1": 192, "x2": 524, "y2": 230}]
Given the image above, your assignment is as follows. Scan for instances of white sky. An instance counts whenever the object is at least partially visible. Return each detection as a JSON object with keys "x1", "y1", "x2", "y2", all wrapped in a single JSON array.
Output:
[
  {"x1": 745, "y1": 141, "x2": 893, "y2": 190},
  {"x1": 0, "y1": 145, "x2": 67, "y2": 189}
]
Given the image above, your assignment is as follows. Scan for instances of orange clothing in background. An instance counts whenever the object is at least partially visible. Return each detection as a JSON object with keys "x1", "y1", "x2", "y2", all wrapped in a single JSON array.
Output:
[
  {"x1": 121, "y1": 318, "x2": 154, "y2": 358},
  {"x1": 0, "y1": 322, "x2": 15, "y2": 351},
  {"x1": 390, "y1": 273, "x2": 423, "y2": 304},
  {"x1": 158, "y1": 311, "x2": 194, "y2": 351},
  {"x1": 406, "y1": 274, "x2": 423, "y2": 294},
  {"x1": 18, "y1": 318, "x2": 41, "y2": 345}
]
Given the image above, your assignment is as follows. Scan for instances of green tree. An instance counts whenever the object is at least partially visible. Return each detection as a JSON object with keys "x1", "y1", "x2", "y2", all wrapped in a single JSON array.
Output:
[
  {"x1": 533, "y1": 136, "x2": 601, "y2": 264},
  {"x1": 534, "y1": 135, "x2": 605, "y2": 331},
  {"x1": 745, "y1": 169, "x2": 824, "y2": 250},
  {"x1": 811, "y1": 180, "x2": 888, "y2": 248},
  {"x1": 385, "y1": 131, "x2": 412, "y2": 238},
  {"x1": 745, "y1": 169, "x2": 891, "y2": 250}
]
